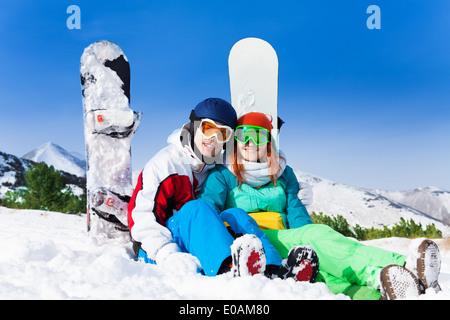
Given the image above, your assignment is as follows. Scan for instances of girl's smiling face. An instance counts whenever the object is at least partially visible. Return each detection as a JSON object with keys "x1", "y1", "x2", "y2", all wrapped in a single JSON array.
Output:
[{"x1": 236, "y1": 138, "x2": 268, "y2": 162}]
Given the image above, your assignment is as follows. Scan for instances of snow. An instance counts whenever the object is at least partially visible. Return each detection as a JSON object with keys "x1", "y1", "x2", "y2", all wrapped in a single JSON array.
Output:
[{"x1": 1, "y1": 206, "x2": 450, "y2": 300}]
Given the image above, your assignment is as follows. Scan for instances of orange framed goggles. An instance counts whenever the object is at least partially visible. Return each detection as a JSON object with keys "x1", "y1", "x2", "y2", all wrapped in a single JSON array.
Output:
[{"x1": 198, "y1": 119, "x2": 233, "y2": 143}]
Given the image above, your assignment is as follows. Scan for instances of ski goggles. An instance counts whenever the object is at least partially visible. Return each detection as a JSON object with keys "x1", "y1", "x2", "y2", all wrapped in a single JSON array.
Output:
[
  {"x1": 235, "y1": 125, "x2": 270, "y2": 146},
  {"x1": 198, "y1": 119, "x2": 233, "y2": 143}
]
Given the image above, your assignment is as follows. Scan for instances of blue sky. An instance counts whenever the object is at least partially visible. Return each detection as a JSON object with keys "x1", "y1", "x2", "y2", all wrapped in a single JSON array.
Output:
[{"x1": 0, "y1": 0, "x2": 449, "y2": 190}]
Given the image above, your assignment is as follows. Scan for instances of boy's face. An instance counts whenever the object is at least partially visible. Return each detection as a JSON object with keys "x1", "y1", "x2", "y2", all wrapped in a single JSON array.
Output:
[{"x1": 193, "y1": 125, "x2": 223, "y2": 159}]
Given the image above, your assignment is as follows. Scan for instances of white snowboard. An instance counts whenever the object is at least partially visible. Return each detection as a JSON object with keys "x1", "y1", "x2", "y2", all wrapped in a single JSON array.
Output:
[{"x1": 228, "y1": 37, "x2": 279, "y2": 147}]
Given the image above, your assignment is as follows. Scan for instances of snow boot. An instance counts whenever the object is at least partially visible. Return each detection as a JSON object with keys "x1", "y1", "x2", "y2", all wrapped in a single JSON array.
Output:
[
  {"x1": 416, "y1": 239, "x2": 442, "y2": 293},
  {"x1": 284, "y1": 246, "x2": 319, "y2": 282},
  {"x1": 379, "y1": 264, "x2": 422, "y2": 300},
  {"x1": 230, "y1": 234, "x2": 266, "y2": 277}
]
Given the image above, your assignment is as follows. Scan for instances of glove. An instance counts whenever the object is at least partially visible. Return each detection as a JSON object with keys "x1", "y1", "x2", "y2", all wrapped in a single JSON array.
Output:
[
  {"x1": 298, "y1": 181, "x2": 313, "y2": 208},
  {"x1": 159, "y1": 252, "x2": 203, "y2": 275}
]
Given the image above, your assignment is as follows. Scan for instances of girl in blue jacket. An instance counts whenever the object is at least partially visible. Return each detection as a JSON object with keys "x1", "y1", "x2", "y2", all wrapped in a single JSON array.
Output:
[{"x1": 197, "y1": 112, "x2": 441, "y2": 300}]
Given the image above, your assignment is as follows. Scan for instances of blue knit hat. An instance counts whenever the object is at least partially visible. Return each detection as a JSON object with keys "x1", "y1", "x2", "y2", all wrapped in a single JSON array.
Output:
[{"x1": 193, "y1": 98, "x2": 237, "y2": 128}]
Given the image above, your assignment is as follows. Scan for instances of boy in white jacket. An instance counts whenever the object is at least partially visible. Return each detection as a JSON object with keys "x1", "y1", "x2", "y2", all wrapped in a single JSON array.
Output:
[{"x1": 128, "y1": 98, "x2": 266, "y2": 276}]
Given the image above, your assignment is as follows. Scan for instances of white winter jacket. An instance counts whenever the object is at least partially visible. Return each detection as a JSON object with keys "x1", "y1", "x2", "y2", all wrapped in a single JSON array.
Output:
[{"x1": 127, "y1": 123, "x2": 215, "y2": 264}]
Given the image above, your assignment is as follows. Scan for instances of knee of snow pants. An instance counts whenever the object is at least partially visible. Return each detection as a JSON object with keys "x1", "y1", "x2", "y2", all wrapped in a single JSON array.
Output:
[
  {"x1": 165, "y1": 199, "x2": 235, "y2": 276},
  {"x1": 220, "y1": 208, "x2": 282, "y2": 267}
]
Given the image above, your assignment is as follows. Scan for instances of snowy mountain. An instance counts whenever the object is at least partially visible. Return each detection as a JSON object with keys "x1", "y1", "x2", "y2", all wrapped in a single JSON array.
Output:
[
  {"x1": 377, "y1": 187, "x2": 450, "y2": 225},
  {"x1": 0, "y1": 151, "x2": 34, "y2": 198},
  {"x1": 22, "y1": 142, "x2": 86, "y2": 177},
  {"x1": 0, "y1": 147, "x2": 86, "y2": 199},
  {"x1": 295, "y1": 171, "x2": 450, "y2": 236}
]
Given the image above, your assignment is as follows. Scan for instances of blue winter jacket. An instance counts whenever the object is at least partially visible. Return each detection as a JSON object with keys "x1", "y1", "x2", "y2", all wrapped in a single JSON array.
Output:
[{"x1": 197, "y1": 164, "x2": 313, "y2": 230}]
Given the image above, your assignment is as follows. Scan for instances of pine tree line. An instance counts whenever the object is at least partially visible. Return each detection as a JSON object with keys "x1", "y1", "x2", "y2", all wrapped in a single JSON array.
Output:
[
  {"x1": 2, "y1": 162, "x2": 86, "y2": 214},
  {"x1": 311, "y1": 212, "x2": 442, "y2": 240}
]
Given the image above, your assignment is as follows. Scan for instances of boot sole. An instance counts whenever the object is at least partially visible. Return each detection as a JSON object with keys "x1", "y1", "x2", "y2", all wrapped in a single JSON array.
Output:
[
  {"x1": 380, "y1": 265, "x2": 421, "y2": 300},
  {"x1": 417, "y1": 240, "x2": 441, "y2": 293}
]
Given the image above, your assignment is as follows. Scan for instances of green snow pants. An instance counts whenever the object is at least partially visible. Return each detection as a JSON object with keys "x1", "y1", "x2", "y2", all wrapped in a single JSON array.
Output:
[{"x1": 262, "y1": 224, "x2": 407, "y2": 300}]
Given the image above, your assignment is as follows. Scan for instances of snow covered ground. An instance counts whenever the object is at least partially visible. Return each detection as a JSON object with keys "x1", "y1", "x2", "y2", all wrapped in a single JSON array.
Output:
[{"x1": 1, "y1": 206, "x2": 449, "y2": 300}]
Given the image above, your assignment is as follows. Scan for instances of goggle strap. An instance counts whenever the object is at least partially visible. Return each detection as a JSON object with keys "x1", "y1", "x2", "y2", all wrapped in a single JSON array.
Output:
[{"x1": 189, "y1": 109, "x2": 201, "y2": 122}]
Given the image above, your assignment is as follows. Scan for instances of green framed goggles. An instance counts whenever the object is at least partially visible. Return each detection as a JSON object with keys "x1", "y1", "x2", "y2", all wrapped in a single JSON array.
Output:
[{"x1": 234, "y1": 125, "x2": 270, "y2": 146}]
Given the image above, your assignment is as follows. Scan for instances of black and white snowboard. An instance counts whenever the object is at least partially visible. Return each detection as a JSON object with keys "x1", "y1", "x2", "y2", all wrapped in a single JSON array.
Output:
[
  {"x1": 80, "y1": 40, "x2": 141, "y2": 240},
  {"x1": 228, "y1": 37, "x2": 279, "y2": 146}
]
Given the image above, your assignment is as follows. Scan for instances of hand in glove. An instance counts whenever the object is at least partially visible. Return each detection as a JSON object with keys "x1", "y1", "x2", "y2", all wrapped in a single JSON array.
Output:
[
  {"x1": 159, "y1": 252, "x2": 203, "y2": 275},
  {"x1": 298, "y1": 181, "x2": 313, "y2": 208}
]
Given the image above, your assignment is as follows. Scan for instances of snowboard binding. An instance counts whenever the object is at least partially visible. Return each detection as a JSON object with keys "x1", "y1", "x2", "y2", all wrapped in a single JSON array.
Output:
[
  {"x1": 84, "y1": 108, "x2": 141, "y2": 138},
  {"x1": 90, "y1": 187, "x2": 131, "y2": 232}
]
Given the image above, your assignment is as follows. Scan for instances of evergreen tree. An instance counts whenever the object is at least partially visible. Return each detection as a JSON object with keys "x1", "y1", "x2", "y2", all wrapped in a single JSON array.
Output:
[
  {"x1": 3, "y1": 162, "x2": 86, "y2": 214},
  {"x1": 24, "y1": 163, "x2": 66, "y2": 211},
  {"x1": 2, "y1": 187, "x2": 29, "y2": 209},
  {"x1": 311, "y1": 212, "x2": 442, "y2": 240}
]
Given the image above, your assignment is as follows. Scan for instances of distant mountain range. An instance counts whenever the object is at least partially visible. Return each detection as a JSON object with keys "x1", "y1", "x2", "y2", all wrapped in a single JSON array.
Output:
[
  {"x1": 295, "y1": 171, "x2": 450, "y2": 236},
  {"x1": 1, "y1": 143, "x2": 449, "y2": 235}
]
